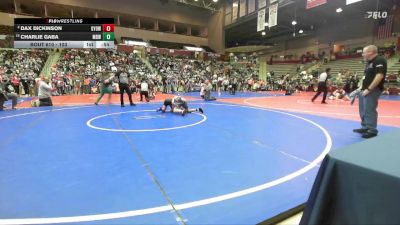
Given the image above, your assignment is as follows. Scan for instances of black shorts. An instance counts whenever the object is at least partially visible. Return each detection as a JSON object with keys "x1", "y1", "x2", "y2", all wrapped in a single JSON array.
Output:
[
  {"x1": 39, "y1": 97, "x2": 53, "y2": 107},
  {"x1": 164, "y1": 99, "x2": 172, "y2": 107}
]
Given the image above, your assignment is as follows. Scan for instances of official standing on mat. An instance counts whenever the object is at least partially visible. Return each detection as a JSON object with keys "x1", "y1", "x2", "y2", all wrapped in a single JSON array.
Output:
[
  {"x1": 311, "y1": 68, "x2": 331, "y2": 104},
  {"x1": 353, "y1": 45, "x2": 386, "y2": 139},
  {"x1": 116, "y1": 67, "x2": 135, "y2": 107}
]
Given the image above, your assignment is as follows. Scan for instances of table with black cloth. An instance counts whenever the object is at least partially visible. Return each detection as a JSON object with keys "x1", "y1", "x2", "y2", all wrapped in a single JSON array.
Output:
[{"x1": 300, "y1": 129, "x2": 400, "y2": 225}]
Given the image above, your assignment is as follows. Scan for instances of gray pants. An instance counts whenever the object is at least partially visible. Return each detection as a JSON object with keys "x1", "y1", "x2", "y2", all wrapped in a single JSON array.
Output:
[
  {"x1": 204, "y1": 90, "x2": 216, "y2": 101},
  {"x1": 358, "y1": 89, "x2": 382, "y2": 134},
  {"x1": 0, "y1": 92, "x2": 18, "y2": 109}
]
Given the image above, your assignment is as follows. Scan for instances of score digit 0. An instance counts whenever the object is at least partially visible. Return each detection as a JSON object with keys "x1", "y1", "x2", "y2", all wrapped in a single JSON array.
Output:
[
  {"x1": 102, "y1": 24, "x2": 114, "y2": 32},
  {"x1": 102, "y1": 32, "x2": 115, "y2": 41}
]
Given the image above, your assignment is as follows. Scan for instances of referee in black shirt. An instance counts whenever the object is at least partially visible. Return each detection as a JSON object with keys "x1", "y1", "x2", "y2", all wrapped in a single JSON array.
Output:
[
  {"x1": 116, "y1": 67, "x2": 135, "y2": 107},
  {"x1": 311, "y1": 68, "x2": 330, "y2": 104},
  {"x1": 353, "y1": 45, "x2": 386, "y2": 139}
]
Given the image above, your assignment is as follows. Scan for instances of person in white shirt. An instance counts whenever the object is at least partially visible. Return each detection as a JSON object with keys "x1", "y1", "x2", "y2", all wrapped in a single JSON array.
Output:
[
  {"x1": 200, "y1": 82, "x2": 206, "y2": 99},
  {"x1": 311, "y1": 68, "x2": 330, "y2": 104},
  {"x1": 140, "y1": 79, "x2": 149, "y2": 102},
  {"x1": 31, "y1": 77, "x2": 56, "y2": 107}
]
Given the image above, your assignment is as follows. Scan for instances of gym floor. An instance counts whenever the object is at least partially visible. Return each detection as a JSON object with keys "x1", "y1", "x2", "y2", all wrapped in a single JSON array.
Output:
[{"x1": 1, "y1": 91, "x2": 399, "y2": 225}]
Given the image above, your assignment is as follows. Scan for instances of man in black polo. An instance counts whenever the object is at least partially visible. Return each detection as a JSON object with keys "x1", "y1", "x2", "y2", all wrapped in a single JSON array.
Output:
[
  {"x1": 353, "y1": 45, "x2": 386, "y2": 139},
  {"x1": 116, "y1": 67, "x2": 135, "y2": 107},
  {"x1": 311, "y1": 68, "x2": 330, "y2": 104}
]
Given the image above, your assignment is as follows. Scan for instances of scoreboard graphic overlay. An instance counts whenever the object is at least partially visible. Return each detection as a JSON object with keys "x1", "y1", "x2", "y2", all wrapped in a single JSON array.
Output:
[{"x1": 14, "y1": 18, "x2": 115, "y2": 49}]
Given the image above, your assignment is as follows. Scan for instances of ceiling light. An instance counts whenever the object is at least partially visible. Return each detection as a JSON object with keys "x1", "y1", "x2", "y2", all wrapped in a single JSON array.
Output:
[
  {"x1": 264, "y1": 22, "x2": 269, "y2": 27},
  {"x1": 261, "y1": 31, "x2": 266, "y2": 36},
  {"x1": 212, "y1": 0, "x2": 218, "y2": 2},
  {"x1": 336, "y1": 8, "x2": 343, "y2": 13},
  {"x1": 299, "y1": 29, "x2": 304, "y2": 34},
  {"x1": 292, "y1": 20, "x2": 297, "y2": 26},
  {"x1": 233, "y1": 3, "x2": 238, "y2": 7}
]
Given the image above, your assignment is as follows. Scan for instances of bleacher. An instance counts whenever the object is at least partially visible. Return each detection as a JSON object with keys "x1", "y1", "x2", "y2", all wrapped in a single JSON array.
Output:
[
  {"x1": 320, "y1": 57, "x2": 365, "y2": 77},
  {"x1": 266, "y1": 64, "x2": 298, "y2": 78},
  {"x1": 388, "y1": 60, "x2": 400, "y2": 76},
  {"x1": 318, "y1": 55, "x2": 400, "y2": 94},
  {"x1": 321, "y1": 55, "x2": 400, "y2": 78},
  {"x1": 386, "y1": 56, "x2": 400, "y2": 94}
]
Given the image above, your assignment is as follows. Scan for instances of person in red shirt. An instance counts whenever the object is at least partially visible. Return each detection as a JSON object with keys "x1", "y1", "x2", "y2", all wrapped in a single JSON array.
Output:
[
  {"x1": 83, "y1": 76, "x2": 91, "y2": 94},
  {"x1": 11, "y1": 75, "x2": 20, "y2": 95}
]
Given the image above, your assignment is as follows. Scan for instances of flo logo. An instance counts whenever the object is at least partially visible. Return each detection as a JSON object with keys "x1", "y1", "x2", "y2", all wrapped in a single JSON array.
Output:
[{"x1": 366, "y1": 11, "x2": 388, "y2": 19}]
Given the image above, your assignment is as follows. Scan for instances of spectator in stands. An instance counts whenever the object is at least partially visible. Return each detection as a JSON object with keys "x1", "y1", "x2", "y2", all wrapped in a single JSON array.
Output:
[
  {"x1": 353, "y1": 45, "x2": 386, "y2": 139},
  {"x1": 20, "y1": 73, "x2": 29, "y2": 97},
  {"x1": 217, "y1": 75, "x2": 223, "y2": 95},
  {"x1": 11, "y1": 74, "x2": 20, "y2": 95},
  {"x1": 28, "y1": 75, "x2": 36, "y2": 96},
  {"x1": 311, "y1": 68, "x2": 331, "y2": 104},
  {"x1": 200, "y1": 82, "x2": 205, "y2": 99},
  {"x1": 382, "y1": 87, "x2": 389, "y2": 95},
  {"x1": 72, "y1": 75, "x2": 82, "y2": 95},
  {"x1": 83, "y1": 76, "x2": 91, "y2": 94}
]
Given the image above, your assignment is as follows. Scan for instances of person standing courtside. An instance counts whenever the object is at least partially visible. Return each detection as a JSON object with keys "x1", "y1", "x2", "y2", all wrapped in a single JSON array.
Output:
[
  {"x1": 116, "y1": 67, "x2": 135, "y2": 107},
  {"x1": 140, "y1": 79, "x2": 150, "y2": 102},
  {"x1": 311, "y1": 68, "x2": 330, "y2": 104},
  {"x1": 353, "y1": 45, "x2": 386, "y2": 139}
]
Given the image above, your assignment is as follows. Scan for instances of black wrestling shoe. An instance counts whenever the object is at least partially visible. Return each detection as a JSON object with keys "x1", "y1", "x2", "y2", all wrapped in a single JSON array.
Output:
[
  {"x1": 130, "y1": 103, "x2": 136, "y2": 106},
  {"x1": 353, "y1": 128, "x2": 368, "y2": 134},
  {"x1": 121, "y1": 104, "x2": 125, "y2": 107},
  {"x1": 362, "y1": 132, "x2": 377, "y2": 139},
  {"x1": 181, "y1": 110, "x2": 186, "y2": 116},
  {"x1": 198, "y1": 108, "x2": 204, "y2": 114}
]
